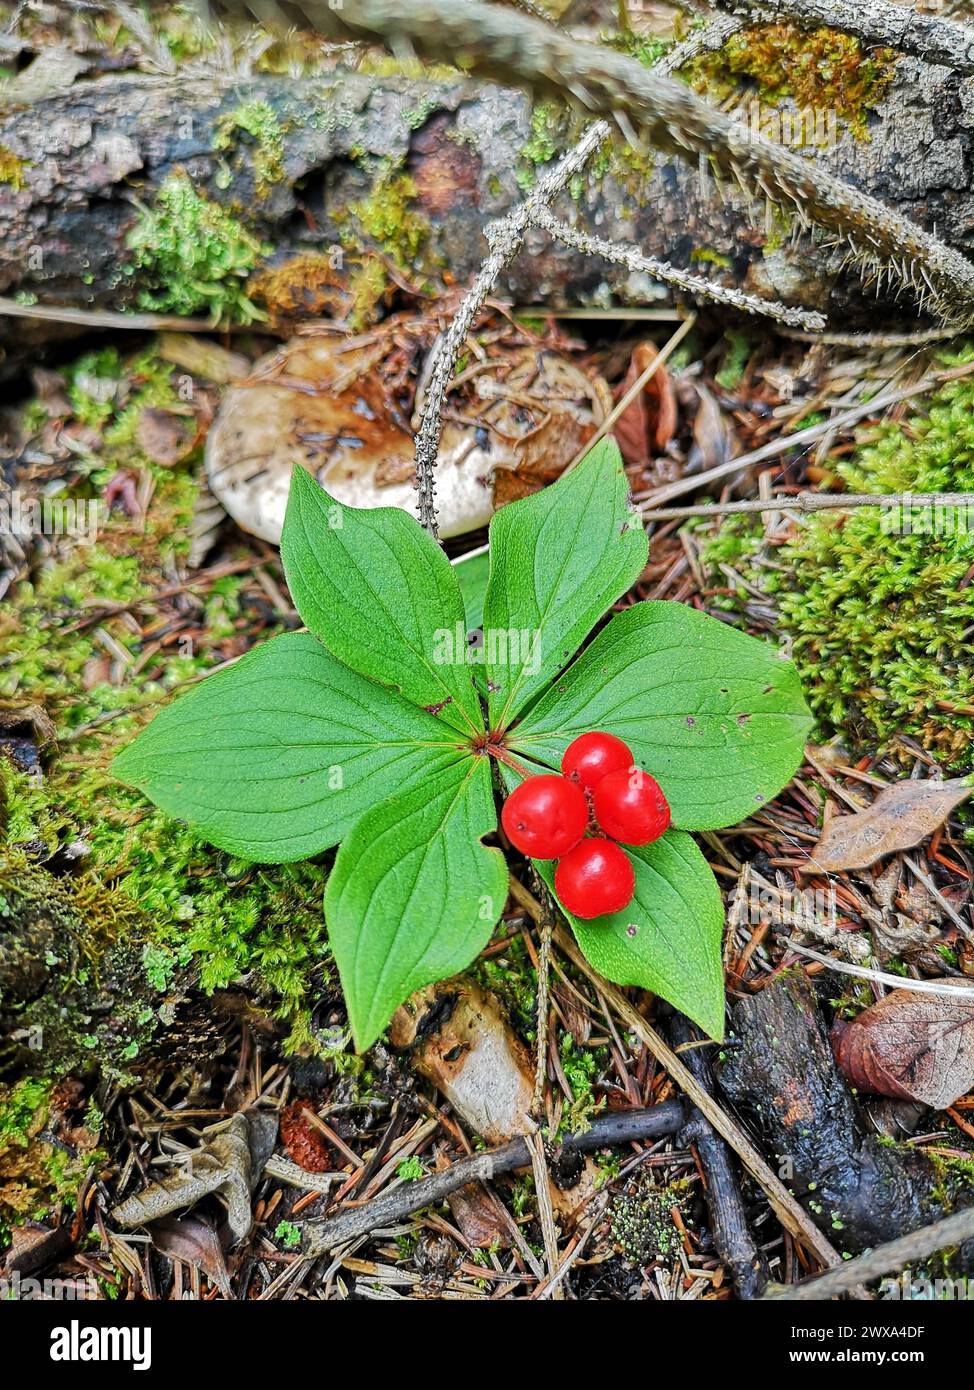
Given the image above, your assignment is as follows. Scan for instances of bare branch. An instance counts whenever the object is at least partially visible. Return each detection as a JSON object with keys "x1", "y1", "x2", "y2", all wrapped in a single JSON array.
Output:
[
  {"x1": 653, "y1": 14, "x2": 743, "y2": 74},
  {"x1": 532, "y1": 205, "x2": 825, "y2": 329},
  {"x1": 412, "y1": 119, "x2": 609, "y2": 535},
  {"x1": 641, "y1": 489, "x2": 974, "y2": 521},
  {"x1": 302, "y1": 1100, "x2": 685, "y2": 1253}
]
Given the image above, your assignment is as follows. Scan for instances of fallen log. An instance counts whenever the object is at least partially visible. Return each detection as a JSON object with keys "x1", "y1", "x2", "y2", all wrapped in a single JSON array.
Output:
[
  {"x1": 2, "y1": 37, "x2": 974, "y2": 369},
  {"x1": 718, "y1": 974, "x2": 974, "y2": 1268}
]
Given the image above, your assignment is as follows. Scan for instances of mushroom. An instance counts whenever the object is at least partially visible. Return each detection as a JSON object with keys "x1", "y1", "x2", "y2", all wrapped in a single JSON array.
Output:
[{"x1": 205, "y1": 323, "x2": 608, "y2": 543}]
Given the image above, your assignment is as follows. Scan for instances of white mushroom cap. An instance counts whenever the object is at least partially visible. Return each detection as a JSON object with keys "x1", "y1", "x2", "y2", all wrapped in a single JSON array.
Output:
[{"x1": 206, "y1": 328, "x2": 606, "y2": 543}]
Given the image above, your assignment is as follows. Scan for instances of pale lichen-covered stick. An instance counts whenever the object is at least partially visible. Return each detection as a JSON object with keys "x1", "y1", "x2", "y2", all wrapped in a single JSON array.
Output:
[{"x1": 213, "y1": 0, "x2": 974, "y2": 325}]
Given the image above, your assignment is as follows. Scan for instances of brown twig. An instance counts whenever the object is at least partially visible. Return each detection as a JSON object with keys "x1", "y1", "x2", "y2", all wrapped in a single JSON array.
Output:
[
  {"x1": 302, "y1": 1102, "x2": 685, "y2": 1255},
  {"x1": 641, "y1": 490, "x2": 974, "y2": 522},
  {"x1": 670, "y1": 1014, "x2": 768, "y2": 1299}
]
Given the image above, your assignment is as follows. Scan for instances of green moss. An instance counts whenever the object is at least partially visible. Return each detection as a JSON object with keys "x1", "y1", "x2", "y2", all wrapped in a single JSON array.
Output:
[
  {"x1": 599, "y1": 29, "x2": 672, "y2": 70},
  {"x1": 472, "y1": 933, "x2": 537, "y2": 1037},
  {"x1": 0, "y1": 142, "x2": 25, "y2": 188},
  {"x1": 345, "y1": 258, "x2": 391, "y2": 330},
  {"x1": 714, "y1": 329, "x2": 751, "y2": 391},
  {"x1": 0, "y1": 341, "x2": 334, "y2": 1057},
  {"x1": 519, "y1": 100, "x2": 653, "y2": 198},
  {"x1": 610, "y1": 1179, "x2": 690, "y2": 1265},
  {"x1": 691, "y1": 247, "x2": 732, "y2": 270},
  {"x1": 695, "y1": 24, "x2": 897, "y2": 138},
  {"x1": 516, "y1": 103, "x2": 563, "y2": 190},
  {"x1": 343, "y1": 158, "x2": 428, "y2": 271},
  {"x1": 275, "y1": 1219, "x2": 301, "y2": 1248},
  {"x1": 557, "y1": 1035, "x2": 606, "y2": 1137},
  {"x1": 396, "y1": 1155, "x2": 425, "y2": 1181},
  {"x1": 215, "y1": 100, "x2": 287, "y2": 195},
  {"x1": 706, "y1": 349, "x2": 974, "y2": 768},
  {"x1": 126, "y1": 173, "x2": 269, "y2": 323},
  {"x1": 930, "y1": 1151, "x2": 974, "y2": 1211},
  {"x1": 0, "y1": 1080, "x2": 104, "y2": 1248}
]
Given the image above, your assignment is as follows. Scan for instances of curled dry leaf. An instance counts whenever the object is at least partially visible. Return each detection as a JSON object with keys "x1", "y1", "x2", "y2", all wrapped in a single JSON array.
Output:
[
  {"x1": 809, "y1": 778, "x2": 973, "y2": 873},
  {"x1": 150, "y1": 1214, "x2": 233, "y2": 1299},
  {"x1": 611, "y1": 341, "x2": 678, "y2": 469},
  {"x1": 832, "y1": 983, "x2": 974, "y2": 1110},
  {"x1": 136, "y1": 406, "x2": 201, "y2": 467},
  {"x1": 206, "y1": 323, "x2": 606, "y2": 543},
  {"x1": 111, "y1": 1111, "x2": 277, "y2": 1245}
]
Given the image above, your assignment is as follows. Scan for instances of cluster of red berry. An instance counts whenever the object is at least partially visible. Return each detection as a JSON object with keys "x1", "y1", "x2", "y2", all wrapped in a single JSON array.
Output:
[{"x1": 501, "y1": 732, "x2": 670, "y2": 920}]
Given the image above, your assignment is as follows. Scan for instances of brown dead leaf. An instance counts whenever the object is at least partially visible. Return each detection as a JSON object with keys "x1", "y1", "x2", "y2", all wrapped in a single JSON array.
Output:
[
  {"x1": 612, "y1": 342, "x2": 678, "y2": 468},
  {"x1": 809, "y1": 778, "x2": 973, "y2": 872},
  {"x1": 436, "y1": 1152, "x2": 509, "y2": 1249},
  {"x1": 150, "y1": 1214, "x2": 233, "y2": 1298},
  {"x1": 111, "y1": 1111, "x2": 277, "y2": 1245},
  {"x1": 136, "y1": 407, "x2": 200, "y2": 466},
  {"x1": 832, "y1": 983, "x2": 974, "y2": 1109}
]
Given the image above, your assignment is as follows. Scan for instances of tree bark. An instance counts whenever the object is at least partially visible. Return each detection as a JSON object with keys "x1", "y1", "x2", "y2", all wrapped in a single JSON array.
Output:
[
  {"x1": 1, "y1": 49, "x2": 973, "y2": 362},
  {"x1": 718, "y1": 974, "x2": 974, "y2": 1266}
]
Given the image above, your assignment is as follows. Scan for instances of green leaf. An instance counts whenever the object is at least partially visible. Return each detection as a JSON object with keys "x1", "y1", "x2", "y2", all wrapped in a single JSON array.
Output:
[
  {"x1": 281, "y1": 466, "x2": 483, "y2": 736},
  {"x1": 112, "y1": 632, "x2": 465, "y2": 863},
  {"x1": 325, "y1": 755, "x2": 507, "y2": 1050},
  {"x1": 453, "y1": 549, "x2": 490, "y2": 633},
  {"x1": 537, "y1": 830, "x2": 725, "y2": 1040},
  {"x1": 482, "y1": 438, "x2": 647, "y2": 730},
  {"x1": 511, "y1": 600, "x2": 813, "y2": 830}
]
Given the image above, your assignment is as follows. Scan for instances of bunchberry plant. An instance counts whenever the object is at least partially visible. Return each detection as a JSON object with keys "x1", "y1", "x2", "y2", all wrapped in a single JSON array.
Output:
[{"x1": 113, "y1": 440, "x2": 812, "y2": 1048}]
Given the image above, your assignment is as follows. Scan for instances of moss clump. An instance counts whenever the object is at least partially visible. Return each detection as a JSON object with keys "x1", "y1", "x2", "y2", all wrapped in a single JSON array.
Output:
[
  {"x1": 516, "y1": 103, "x2": 563, "y2": 190},
  {"x1": 215, "y1": 100, "x2": 287, "y2": 195},
  {"x1": 706, "y1": 351, "x2": 974, "y2": 769},
  {"x1": 599, "y1": 29, "x2": 671, "y2": 70},
  {"x1": 0, "y1": 142, "x2": 25, "y2": 187},
  {"x1": 0, "y1": 341, "x2": 333, "y2": 1059},
  {"x1": 519, "y1": 101, "x2": 653, "y2": 198},
  {"x1": 695, "y1": 24, "x2": 897, "y2": 137},
  {"x1": 610, "y1": 1180, "x2": 690, "y2": 1265},
  {"x1": 930, "y1": 1150, "x2": 974, "y2": 1212},
  {"x1": 558, "y1": 1034, "x2": 606, "y2": 1137},
  {"x1": 343, "y1": 159, "x2": 428, "y2": 271},
  {"x1": 126, "y1": 173, "x2": 269, "y2": 323},
  {"x1": 0, "y1": 1080, "x2": 104, "y2": 1248}
]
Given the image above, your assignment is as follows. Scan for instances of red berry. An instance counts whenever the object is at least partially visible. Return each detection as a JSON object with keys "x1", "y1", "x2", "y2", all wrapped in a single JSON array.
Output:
[
  {"x1": 502, "y1": 774, "x2": 588, "y2": 859},
  {"x1": 555, "y1": 838, "x2": 635, "y2": 919},
  {"x1": 593, "y1": 767, "x2": 670, "y2": 845},
  {"x1": 561, "y1": 731, "x2": 633, "y2": 790}
]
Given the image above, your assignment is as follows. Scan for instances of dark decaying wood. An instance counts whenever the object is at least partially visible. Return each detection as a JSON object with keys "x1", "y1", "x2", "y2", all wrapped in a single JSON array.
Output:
[
  {"x1": 670, "y1": 1014, "x2": 768, "y2": 1299},
  {"x1": 718, "y1": 974, "x2": 974, "y2": 1267}
]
